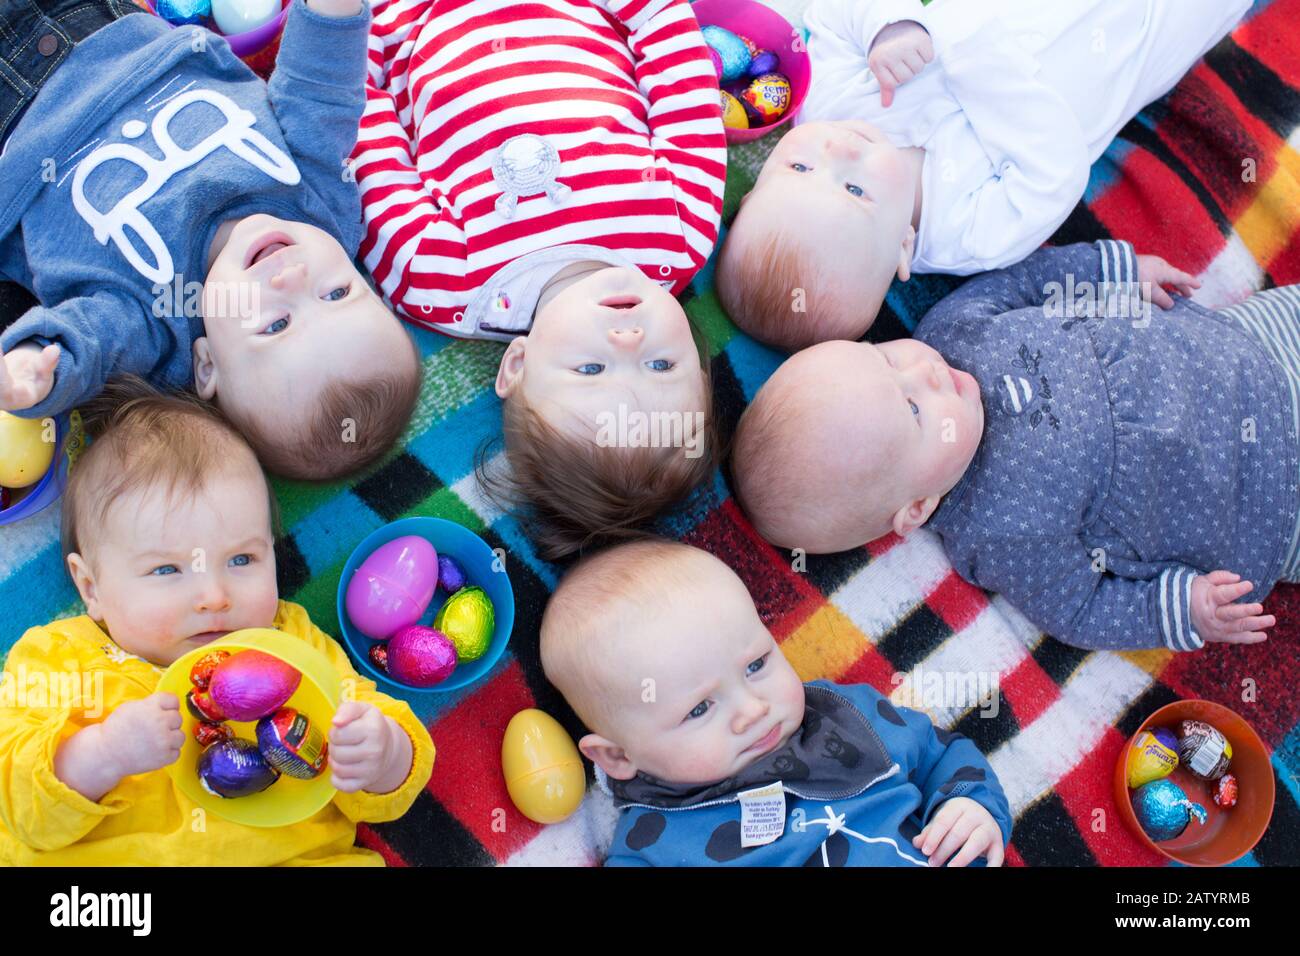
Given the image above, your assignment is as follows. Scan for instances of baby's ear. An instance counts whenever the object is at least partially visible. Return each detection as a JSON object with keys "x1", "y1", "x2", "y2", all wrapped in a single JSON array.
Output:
[
  {"x1": 890, "y1": 493, "x2": 940, "y2": 538},
  {"x1": 65, "y1": 553, "x2": 101, "y2": 620},
  {"x1": 494, "y1": 337, "x2": 527, "y2": 399},
  {"x1": 192, "y1": 338, "x2": 218, "y2": 401},
  {"x1": 578, "y1": 733, "x2": 638, "y2": 780},
  {"x1": 896, "y1": 225, "x2": 916, "y2": 283}
]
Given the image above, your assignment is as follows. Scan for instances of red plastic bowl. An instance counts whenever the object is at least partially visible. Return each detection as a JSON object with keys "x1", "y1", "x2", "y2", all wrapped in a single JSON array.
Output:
[
  {"x1": 1113, "y1": 699, "x2": 1274, "y2": 866},
  {"x1": 692, "y1": 0, "x2": 811, "y2": 144},
  {"x1": 141, "y1": 0, "x2": 289, "y2": 59}
]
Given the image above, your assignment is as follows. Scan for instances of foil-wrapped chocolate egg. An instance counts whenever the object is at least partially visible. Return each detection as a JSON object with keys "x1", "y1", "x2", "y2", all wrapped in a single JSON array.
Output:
[
  {"x1": 1132, "y1": 779, "x2": 1207, "y2": 842},
  {"x1": 437, "y1": 554, "x2": 468, "y2": 595},
  {"x1": 433, "y1": 586, "x2": 494, "y2": 663},
  {"x1": 701, "y1": 25, "x2": 751, "y2": 84},
  {"x1": 187, "y1": 688, "x2": 227, "y2": 723},
  {"x1": 720, "y1": 90, "x2": 748, "y2": 130},
  {"x1": 741, "y1": 73, "x2": 792, "y2": 126},
  {"x1": 747, "y1": 50, "x2": 780, "y2": 79},
  {"x1": 369, "y1": 643, "x2": 389, "y2": 672},
  {"x1": 387, "y1": 625, "x2": 458, "y2": 687},
  {"x1": 1126, "y1": 728, "x2": 1179, "y2": 788},
  {"x1": 189, "y1": 649, "x2": 232, "y2": 691},
  {"x1": 209, "y1": 650, "x2": 301, "y2": 722},
  {"x1": 194, "y1": 721, "x2": 232, "y2": 747},
  {"x1": 1214, "y1": 774, "x2": 1238, "y2": 809},
  {"x1": 1178, "y1": 719, "x2": 1232, "y2": 780},
  {"x1": 256, "y1": 708, "x2": 329, "y2": 779},
  {"x1": 197, "y1": 738, "x2": 279, "y2": 798},
  {"x1": 156, "y1": 0, "x2": 211, "y2": 25}
]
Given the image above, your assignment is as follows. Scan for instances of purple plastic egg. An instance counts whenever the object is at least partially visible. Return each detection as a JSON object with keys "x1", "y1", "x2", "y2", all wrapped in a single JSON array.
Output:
[
  {"x1": 387, "y1": 625, "x2": 458, "y2": 688},
  {"x1": 198, "y1": 738, "x2": 279, "y2": 798},
  {"x1": 346, "y1": 535, "x2": 439, "y2": 640},
  {"x1": 209, "y1": 650, "x2": 301, "y2": 722},
  {"x1": 438, "y1": 554, "x2": 468, "y2": 594}
]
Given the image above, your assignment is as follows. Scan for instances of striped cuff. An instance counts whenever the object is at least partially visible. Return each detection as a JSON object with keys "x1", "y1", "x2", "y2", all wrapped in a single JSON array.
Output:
[
  {"x1": 1158, "y1": 567, "x2": 1203, "y2": 651},
  {"x1": 1095, "y1": 239, "x2": 1143, "y2": 318}
]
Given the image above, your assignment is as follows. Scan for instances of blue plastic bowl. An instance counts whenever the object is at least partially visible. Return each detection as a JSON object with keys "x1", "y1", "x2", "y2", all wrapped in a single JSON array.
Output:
[
  {"x1": 0, "y1": 414, "x2": 70, "y2": 527},
  {"x1": 336, "y1": 517, "x2": 514, "y2": 694}
]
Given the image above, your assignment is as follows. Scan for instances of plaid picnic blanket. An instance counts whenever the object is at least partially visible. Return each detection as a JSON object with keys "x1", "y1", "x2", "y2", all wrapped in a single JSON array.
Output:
[{"x1": 3, "y1": 0, "x2": 1300, "y2": 866}]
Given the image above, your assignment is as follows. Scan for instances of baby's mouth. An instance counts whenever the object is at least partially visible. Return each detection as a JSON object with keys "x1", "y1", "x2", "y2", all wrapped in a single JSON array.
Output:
[
  {"x1": 600, "y1": 295, "x2": 641, "y2": 310},
  {"x1": 244, "y1": 231, "x2": 295, "y2": 269}
]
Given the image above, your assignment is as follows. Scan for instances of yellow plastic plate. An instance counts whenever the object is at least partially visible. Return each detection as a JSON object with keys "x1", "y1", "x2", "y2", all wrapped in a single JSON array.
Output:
[{"x1": 160, "y1": 628, "x2": 340, "y2": 828}]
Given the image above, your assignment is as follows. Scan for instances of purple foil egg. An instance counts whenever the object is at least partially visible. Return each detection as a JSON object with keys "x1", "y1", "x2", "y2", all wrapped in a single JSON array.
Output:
[
  {"x1": 387, "y1": 625, "x2": 458, "y2": 687},
  {"x1": 209, "y1": 650, "x2": 301, "y2": 722},
  {"x1": 437, "y1": 554, "x2": 468, "y2": 594},
  {"x1": 198, "y1": 738, "x2": 280, "y2": 798},
  {"x1": 256, "y1": 707, "x2": 328, "y2": 779},
  {"x1": 747, "y1": 50, "x2": 780, "y2": 79}
]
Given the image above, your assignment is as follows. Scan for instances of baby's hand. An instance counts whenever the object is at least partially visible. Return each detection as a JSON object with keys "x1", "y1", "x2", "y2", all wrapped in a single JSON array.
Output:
[
  {"x1": 328, "y1": 701, "x2": 413, "y2": 794},
  {"x1": 914, "y1": 796, "x2": 1004, "y2": 867},
  {"x1": 1191, "y1": 570, "x2": 1274, "y2": 644},
  {"x1": 869, "y1": 20, "x2": 934, "y2": 108},
  {"x1": 0, "y1": 342, "x2": 59, "y2": 412},
  {"x1": 1136, "y1": 254, "x2": 1200, "y2": 310},
  {"x1": 101, "y1": 693, "x2": 185, "y2": 778}
]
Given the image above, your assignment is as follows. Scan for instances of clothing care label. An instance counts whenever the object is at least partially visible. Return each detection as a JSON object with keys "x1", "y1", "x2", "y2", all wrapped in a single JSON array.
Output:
[{"x1": 738, "y1": 782, "x2": 786, "y2": 847}]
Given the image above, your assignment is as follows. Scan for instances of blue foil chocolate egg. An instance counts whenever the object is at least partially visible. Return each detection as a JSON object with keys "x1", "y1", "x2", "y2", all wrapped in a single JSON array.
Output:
[
  {"x1": 1132, "y1": 779, "x2": 1207, "y2": 842},
  {"x1": 701, "y1": 25, "x2": 751, "y2": 84},
  {"x1": 156, "y1": 0, "x2": 212, "y2": 26},
  {"x1": 198, "y1": 738, "x2": 280, "y2": 798}
]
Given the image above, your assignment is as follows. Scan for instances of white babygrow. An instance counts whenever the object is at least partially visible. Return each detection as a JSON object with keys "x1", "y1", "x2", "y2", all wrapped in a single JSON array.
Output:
[{"x1": 798, "y1": 0, "x2": 1252, "y2": 275}]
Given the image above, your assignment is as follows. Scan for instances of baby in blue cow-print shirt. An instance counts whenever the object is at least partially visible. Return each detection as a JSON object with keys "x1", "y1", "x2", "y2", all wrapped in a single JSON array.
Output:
[{"x1": 540, "y1": 538, "x2": 1012, "y2": 867}]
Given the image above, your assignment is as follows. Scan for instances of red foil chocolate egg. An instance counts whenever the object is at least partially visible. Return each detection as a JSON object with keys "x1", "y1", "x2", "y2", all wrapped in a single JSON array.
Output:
[
  {"x1": 209, "y1": 650, "x2": 301, "y2": 722},
  {"x1": 193, "y1": 721, "x2": 232, "y2": 747},
  {"x1": 369, "y1": 643, "x2": 389, "y2": 672},
  {"x1": 387, "y1": 625, "x2": 458, "y2": 687},
  {"x1": 187, "y1": 688, "x2": 227, "y2": 723},
  {"x1": 189, "y1": 649, "x2": 232, "y2": 691}
]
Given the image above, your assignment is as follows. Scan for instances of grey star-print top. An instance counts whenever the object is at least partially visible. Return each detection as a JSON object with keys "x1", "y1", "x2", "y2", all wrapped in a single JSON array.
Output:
[{"x1": 919, "y1": 241, "x2": 1300, "y2": 652}]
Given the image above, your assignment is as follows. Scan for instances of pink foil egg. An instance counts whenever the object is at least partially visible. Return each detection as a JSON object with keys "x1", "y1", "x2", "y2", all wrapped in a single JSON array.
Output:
[
  {"x1": 209, "y1": 649, "x2": 302, "y2": 722},
  {"x1": 387, "y1": 625, "x2": 458, "y2": 688},
  {"x1": 345, "y1": 535, "x2": 438, "y2": 640}
]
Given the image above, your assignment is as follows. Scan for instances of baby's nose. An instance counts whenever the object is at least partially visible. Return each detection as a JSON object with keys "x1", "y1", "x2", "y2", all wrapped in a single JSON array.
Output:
[
  {"x1": 824, "y1": 136, "x2": 862, "y2": 161},
  {"x1": 269, "y1": 262, "x2": 307, "y2": 291},
  {"x1": 607, "y1": 326, "x2": 644, "y2": 349}
]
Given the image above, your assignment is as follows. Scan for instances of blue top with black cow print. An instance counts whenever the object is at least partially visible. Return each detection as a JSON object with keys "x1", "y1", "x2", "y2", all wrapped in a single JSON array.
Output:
[
  {"x1": 920, "y1": 241, "x2": 1300, "y2": 653},
  {"x1": 603, "y1": 681, "x2": 1012, "y2": 867}
]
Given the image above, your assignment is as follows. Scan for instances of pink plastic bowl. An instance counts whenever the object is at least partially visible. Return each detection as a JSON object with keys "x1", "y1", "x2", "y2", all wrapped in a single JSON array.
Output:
[
  {"x1": 691, "y1": 0, "x2": 811, "y2": 144},
  {"x1": 142, "y1": 0, "x2": 289, "y2": 59}
]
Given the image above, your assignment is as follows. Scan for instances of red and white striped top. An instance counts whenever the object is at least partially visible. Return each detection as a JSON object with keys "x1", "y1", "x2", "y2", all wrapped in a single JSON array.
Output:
[{"x1": 351, "y1": 0, "x2": 727, "y2": 337}]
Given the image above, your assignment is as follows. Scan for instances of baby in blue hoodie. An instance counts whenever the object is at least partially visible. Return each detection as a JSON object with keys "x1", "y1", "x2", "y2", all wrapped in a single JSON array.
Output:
[
  {"x1": 540, "y1": 537, "x2": 1011, "y2": 867},
  {"x1": 0, "y1": 0, "x2": 420, "y2": 480}
]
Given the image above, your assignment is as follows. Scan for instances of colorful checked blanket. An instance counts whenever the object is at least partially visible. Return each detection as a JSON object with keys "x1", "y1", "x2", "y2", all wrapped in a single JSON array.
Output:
[{"x1": 2, "y1": 0, "x2": 1300, "y2": 866}]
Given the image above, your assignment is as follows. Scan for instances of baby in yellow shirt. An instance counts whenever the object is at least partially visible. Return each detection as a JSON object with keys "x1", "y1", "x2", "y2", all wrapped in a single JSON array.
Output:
[{"x1": 0, "y1": 379, "x2": 435, "y2": 865}]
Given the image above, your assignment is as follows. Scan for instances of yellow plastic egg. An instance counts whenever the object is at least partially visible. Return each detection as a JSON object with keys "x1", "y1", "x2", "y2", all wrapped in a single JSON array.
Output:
[
  {"x1": 0, "y1": 412, "x2": 55, "y2": 489},
  {"x1": 720, "y1": 90, "x2": 749, "y2": 130},
  {"x1": 501, "y1": 708, "x2": 585, "y2": 825}
]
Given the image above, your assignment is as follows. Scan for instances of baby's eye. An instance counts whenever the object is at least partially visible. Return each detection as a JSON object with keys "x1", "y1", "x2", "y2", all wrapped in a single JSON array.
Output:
[
  {"x1": 845, "y1": 183, "x2": 864, "y2": 197},
  {"x1": 790, "y1": 162, "x2": 809, "y2": 173},
  {"x1": 149, "y1": 565, "x2": 179, "y2": 577},
  {"x1": 909, "y1": 399, "x2": 920, "y2": 418},
  {"x1": 229, "y1": 554, "x2": 253, "y2": 568},
  {"x1": 575, "y1": 363, "x2": 605, "y2": 375},
  {"x1": 686, "y1": 700, "x2": 711, "y2": 720},
  {"x1": 261, "y1": 317, "x2": 290, "y2": 335},
  {"x1": 747, "y1": 653, "x2": 769, "y2": 676},
  {"x1": 324, "y1": 286, "x2": 349, "y2": 302},
  {"x1": 645, "y1": 358, "x2": 674, "y2": 372}
]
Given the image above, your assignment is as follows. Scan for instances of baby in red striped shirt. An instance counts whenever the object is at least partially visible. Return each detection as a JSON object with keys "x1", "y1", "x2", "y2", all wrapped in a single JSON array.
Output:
[{"x1": 351, "y1": 0, "x2": 727, "y2": 558}]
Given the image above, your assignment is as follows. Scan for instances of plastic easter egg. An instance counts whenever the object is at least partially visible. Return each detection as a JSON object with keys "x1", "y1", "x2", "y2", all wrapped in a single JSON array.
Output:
[
  {"x1": 720, "y1": 90, "x2": 749, "y2": 130},
  {"x1": 1177, "y1": 719, "x2": 1232, "y2": 780},
  {"x1": 209, "y1": 649, "x2": 301, "y2": 722},
  {"x1": 747, "y1": 50, "x2": 780, "y2": 78},
  {"x1": 198, "y1": 738, "x2": 279, "y2": 798},
  {"x1": 386, "y1": 625, "x2": 458, "y2": 688},
  {"x1": 1132, "y1": 779, "x2": 1207, "y2": 842},
  {"x1": 0, "y1": 412, "x2": 55, "y2": 489},
  {"x1": 345, "y1": 535, "x2": 439, "y2": 640},
  {"x1": 1125, "y1": 727, "x2": 1179, "y2": 788},
  {"x1": 433, "y1": 586, "x2": 495, "y2": 663},
  {"x1": 437, "y1": 554, "x2": 468, "y2": 595},
  {"x1": 701, "y1": 25, "x2": 750, "y2": 83},
  {"x1": 256, "y1": 707, "x2": 328, "y2": 779},
  {"x1": 502, "y1": 709, "x2": 585, "y2": 824},
  {"x1": 156, "y1": 0, "x2": 210, "y2": 25},
  {"x1": 210, "y1": 0, "x2": 278, "y2": 35},
  {"x1": 741, "y1": 72, "x2": 791, "y2": 125}
]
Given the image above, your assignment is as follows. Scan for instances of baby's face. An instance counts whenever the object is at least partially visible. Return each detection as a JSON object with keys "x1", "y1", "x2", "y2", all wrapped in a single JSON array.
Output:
[
  {"x1": 67, "y1": 458, "x2": 279, "y2": 666},
  {"x1": 197, "y1": 214, "x2": 410, "y2": 423},
  {"x1": 497, "y1": 267, "x2": 705, "y2": 438},
  {"x1": 596, "y1": 570, "x2": 807, "y2": 786}
]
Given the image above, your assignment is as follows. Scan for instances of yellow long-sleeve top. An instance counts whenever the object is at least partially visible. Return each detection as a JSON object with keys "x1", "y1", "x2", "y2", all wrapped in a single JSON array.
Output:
[{"x1": 0, "y1": 601, "x2": 435, "y2": 865}]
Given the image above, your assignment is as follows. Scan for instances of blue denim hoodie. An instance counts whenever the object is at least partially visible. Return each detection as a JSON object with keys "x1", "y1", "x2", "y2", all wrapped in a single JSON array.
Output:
[
  {"x1": 0, "y1": 0, "x2": 369, "y2": 419},
  {"x1": 918, "y1": 241, "x2": 1300, "y2": 652},
  {"x1": 604, "y1": 681, "x2": 1012, "y2": 867}
]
